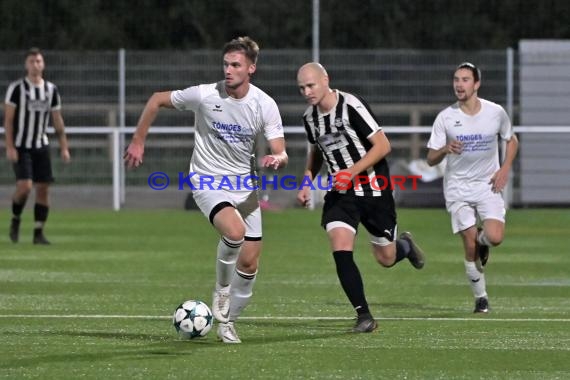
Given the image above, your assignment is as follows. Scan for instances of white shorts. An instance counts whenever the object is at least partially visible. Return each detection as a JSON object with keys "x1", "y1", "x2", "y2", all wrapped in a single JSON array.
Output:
[
  {"x1": 446, "y1": 192, "x2": 506, "y2": 234},
  {"x1": 192, "y1": 188, "x2": 262, "y2": 239}
]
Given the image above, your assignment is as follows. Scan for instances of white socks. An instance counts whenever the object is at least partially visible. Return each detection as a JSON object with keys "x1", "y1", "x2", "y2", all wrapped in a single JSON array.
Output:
[
  {"x1": 216, "y1": 237, "x2": 257, "y2": 322},
  {"x1": 464, "y1": 260, "x2": 487, "y2": 298},
  {"x1": 229, "y1": 268, "x2": 257, "y2": 321},
  {"x1": 216, "y1": 237, "x2": 243, "y2": 287}
]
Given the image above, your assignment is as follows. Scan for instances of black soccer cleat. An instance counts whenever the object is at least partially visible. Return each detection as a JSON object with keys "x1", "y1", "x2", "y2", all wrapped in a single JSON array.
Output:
[
  {"x1": 33, "y1": 229, "x2": 51, "y2": 245},
  {"x1": 399, "y1": 231, "x2": 425, "y2": 269},
  {"x1": 474, "y1": 297, "x2": 489, "y2": 313},
  {"x1": 9, "y1": 217, "x2": 20, "y2": 243},
  {"x1": 476, "y1": 227, "x2": 490, "y2": 266},
  {"x1": 352, "y1": 313, "x2": 378, "y2": 333}
]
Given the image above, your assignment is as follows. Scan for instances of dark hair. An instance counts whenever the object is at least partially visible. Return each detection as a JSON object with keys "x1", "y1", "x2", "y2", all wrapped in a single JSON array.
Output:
[
  {"x1": 222, "y1": 36, "x2": 259, "y2": 64},
  {"x1": 456, "y1": 62, "x2": 481, "y2": 82},
  {"x1": 25, "y1": 47, "x2": 43, "y2": 59}
]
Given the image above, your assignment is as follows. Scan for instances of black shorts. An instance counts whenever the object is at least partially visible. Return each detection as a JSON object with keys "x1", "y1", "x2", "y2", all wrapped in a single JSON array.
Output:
[
  {"x1": 13, "y1": 147, "x2": 54, "y2": 183},
  {"x1": 321, "y1": 191, "x2": 397, "y2": 241}
]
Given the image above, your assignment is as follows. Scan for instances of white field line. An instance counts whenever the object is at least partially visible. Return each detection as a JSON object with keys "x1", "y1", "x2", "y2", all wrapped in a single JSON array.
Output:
[{"x1": 0, "y1": 315, "x2": 568, "y2": 322}]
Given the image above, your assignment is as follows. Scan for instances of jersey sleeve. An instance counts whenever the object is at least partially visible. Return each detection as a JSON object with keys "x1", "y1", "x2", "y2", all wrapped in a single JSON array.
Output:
[
  {"x1": 347, "y1": 95, "x2": 381, "y2": 139},
  {"x1": 170, "y1": 85, "x2": 202, "y2": 111},
  {"x1": 262, "y1": 97, "x2": 284, "y2": 141},
  {"x1": 51, "y1": 85, "x2": 62, "y2": 111},
  {"x1": 4, "y1": 82, "x2": 19, "y2": 107},
  {"x1": 427, "y1": 112, "x2": 447, "y2": 150},
  {"x1": 498, "y1": 107, "x2": 514, "y2": 141}
]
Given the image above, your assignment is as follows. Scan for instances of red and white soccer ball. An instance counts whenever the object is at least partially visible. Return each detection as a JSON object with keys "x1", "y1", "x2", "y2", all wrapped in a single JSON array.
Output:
[{"x1": 172, "y1": 300, "x2": 213, "y2": 339}]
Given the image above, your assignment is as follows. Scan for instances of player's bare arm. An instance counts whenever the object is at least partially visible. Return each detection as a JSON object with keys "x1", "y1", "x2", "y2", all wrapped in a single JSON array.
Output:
[
  {"x1": 261, "y1": 137, "x2": 288, "y2": 170},
  {"x1": 304, "y1": 144, "x2": 323, "y2": 181},
  {"x1": 490, "y1": 134, "x2": 519, "y2": 193},
  {"x1": 297, "y1": 144, "x2": 323, "y2": 207},
  {"x1": 125, "y1": 91, "x2": 174, "y2": 168},
  {"x1": 426, "y1": 140, "x2": 464, "y2": 166},
  {"x1": 52, "y1": 110, "x2": 70, "y2": 163},
  {"x1": 3, "y1": 104, "x2": 18, "y2": 162}
]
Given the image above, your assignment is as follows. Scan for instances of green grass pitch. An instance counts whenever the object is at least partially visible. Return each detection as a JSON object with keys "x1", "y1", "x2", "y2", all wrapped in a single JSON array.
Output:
[{"x1": 0, "y1": 208, "x2": 568, "y2": 379}]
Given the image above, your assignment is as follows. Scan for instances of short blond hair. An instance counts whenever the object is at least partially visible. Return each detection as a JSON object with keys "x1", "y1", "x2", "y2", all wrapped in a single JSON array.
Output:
[{"x1": 222, "y1": 36, "x2": 259, "y2": 64}]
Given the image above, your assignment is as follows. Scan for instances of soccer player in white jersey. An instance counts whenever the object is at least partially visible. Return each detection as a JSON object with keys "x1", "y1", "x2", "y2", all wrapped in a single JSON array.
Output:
[
  {"x1": 296, "y1": 62, "x2": 425, "y2": 333},
  {"x1": 427, "y1": 62, "x2": 518, "y2": 313},
  {"x1": 124, "y1": 37, "x2": 288, "y2": 343}
]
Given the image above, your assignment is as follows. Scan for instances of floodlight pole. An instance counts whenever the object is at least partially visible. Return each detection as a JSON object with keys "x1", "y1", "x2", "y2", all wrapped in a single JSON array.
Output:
[
  {"x1": 118, "y1": 49, "x2": 126, "y2": 208},
  {"x1": 312, "y1": 0, "x2": 320, "y2": 62},
  {"x1": 504, "y1": 47, "x2": 515, "y2": 208},
  {"x1": 506, "y1": 47, "x2": 514, "y2": 120},
  {"x1": 308, "y1": 0, "x2": 320, "y2": 210}
]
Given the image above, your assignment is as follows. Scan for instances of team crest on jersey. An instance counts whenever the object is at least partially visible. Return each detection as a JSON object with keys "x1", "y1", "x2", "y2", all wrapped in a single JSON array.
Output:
[{"x1": 334, "y1": 118, "x2": 343, "y2": 128}]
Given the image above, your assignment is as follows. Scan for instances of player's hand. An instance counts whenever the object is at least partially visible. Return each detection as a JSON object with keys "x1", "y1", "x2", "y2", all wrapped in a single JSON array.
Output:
[
  {"x1": 124, "y1": 141, "x2": 145, "y2": 168},
  {"x1": 61, "y1": 148, "x2": 71, "y2": 163},
  {"x1": 447, "y1": 140, "x2": 463, "y2": 155},
  {"x1": 490, "y1": 168, "x2": 509, "y2": 193},
  {"x1": 331, "y1": 170, "x2": 353, "y2": 191},
  {"x1": 261, "y1": 154, "x2": 282, "y2": 170},
  {"x1": 6, "y1": 146, "x2": 18, "y2": 163},
  {"x1": 297, "y1": 187, "x2": 311, "y2": 208}
]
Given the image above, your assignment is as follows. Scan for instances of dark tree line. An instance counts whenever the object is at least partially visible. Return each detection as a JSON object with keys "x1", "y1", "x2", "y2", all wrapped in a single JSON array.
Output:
[{"x1": 1, "y1": 0, "x2": 568, "y2": 50}]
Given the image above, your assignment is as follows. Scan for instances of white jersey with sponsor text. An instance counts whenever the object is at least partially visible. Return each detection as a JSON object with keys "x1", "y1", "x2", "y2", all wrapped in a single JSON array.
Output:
[
  {"x1": 171, "y1": 81, "x2": 283, "y2": 177},
  {"x1": 427, "y1": 98, "x2": 514, "y2": 202}
]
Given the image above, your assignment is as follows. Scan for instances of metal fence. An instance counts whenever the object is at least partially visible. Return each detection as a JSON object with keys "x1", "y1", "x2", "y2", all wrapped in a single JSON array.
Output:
[
  {"x1": 3, "y1": 48, "x2": 566, "y2": 210},
  {"x1": 0, "y1": 48, "x2": 515, "y2": 127}
]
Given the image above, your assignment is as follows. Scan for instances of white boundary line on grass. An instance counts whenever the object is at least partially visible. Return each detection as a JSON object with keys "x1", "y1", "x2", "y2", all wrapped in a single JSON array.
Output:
[{"x1": 0, "y1": 315, "x2": 568, "y2": 322}]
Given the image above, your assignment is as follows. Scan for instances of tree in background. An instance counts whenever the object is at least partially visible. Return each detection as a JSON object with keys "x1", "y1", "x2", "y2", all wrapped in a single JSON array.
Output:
[{"x1": 0, "y1": 0, "x2": 568, "y2": 50}]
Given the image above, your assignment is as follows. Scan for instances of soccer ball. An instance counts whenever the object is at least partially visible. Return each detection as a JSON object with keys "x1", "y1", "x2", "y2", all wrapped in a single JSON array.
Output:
[{"x1": 172, "y1": 300, "x2": 213, "y2": 339}]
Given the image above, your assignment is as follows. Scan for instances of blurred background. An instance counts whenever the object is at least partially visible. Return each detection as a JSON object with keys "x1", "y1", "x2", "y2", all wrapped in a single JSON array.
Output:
[{"x1": 1, "y1": 0, "x2": 569, "y2": 210}]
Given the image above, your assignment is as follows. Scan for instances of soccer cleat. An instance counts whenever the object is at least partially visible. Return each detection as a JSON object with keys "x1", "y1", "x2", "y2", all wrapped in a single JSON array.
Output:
[
  {"x1": 474, "y1": 297, "x2": 489, "y2": 313},
  {"x1": 212, "y1": 286, "x2": 231, "y2": 323},
  {"x1": 477, "y1": 227, "x2": 490, "y2": 266},
  {"x1": 399, "y1": 231, "x2": 425, "y2": 269},
  {"x1": 352, "y1": 313, "x2": 378, "y2": 333},
  {"x1": 33, "y1": 229, "x2": 51, "y2": 245},
  {"x1": 217, "y1": 321, "x2": 241, "y2": 343},
  {"x1": 9, "y1": 218, "x2": 20, "y2": 243}
]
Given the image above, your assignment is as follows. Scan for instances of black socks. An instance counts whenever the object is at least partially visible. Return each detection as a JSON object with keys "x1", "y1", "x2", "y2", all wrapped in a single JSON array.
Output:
[{"x1": 332, "y1": 250, "x2": 370, "y2": 315}]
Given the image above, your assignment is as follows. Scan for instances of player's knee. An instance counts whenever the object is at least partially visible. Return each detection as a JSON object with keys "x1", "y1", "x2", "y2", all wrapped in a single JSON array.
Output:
[
  {"x1": 378, "y1": 257, "x2": 396, "y2": 268},
  {"x1": 17, "y1": 183, "x2": 33, "y2": 195},
  {"x1": 237, "y1": 261, "x2": 258, "y2": 274},
  {"x1": 224, "y1": 228, "x2": 246, "y2": 243},
  {"x1": 481, "y1": 228, "x2": 503, "y2": 247},
  {"x1": 35, "y1": 185, "x2": 50, "y2": 198},
  {"x1": 487, "y1": 233, "x2": 503, "y2": 247}
]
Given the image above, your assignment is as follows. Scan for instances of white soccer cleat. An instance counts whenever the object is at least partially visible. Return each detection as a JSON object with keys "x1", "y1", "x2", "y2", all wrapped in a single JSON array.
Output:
[
  {"x1": 217, "y1": 322, "x2": 241, "y2": 344},
  {"x1": 212, "y1": 286, "x2": 231, "y2": 323}
]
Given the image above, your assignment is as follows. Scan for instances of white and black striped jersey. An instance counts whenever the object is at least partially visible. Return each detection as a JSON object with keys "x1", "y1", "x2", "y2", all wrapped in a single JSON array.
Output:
[
  {"x1": 4, "y1": 77, "x2": 62, "y2": 149},
  {"x1": 303, "y1": 89, "x2": 391, "y2": 196}
]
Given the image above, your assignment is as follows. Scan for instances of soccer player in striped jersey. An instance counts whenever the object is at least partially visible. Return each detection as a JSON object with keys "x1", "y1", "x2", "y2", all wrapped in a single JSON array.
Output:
[
  {"x1": 427, "y1": 62, "x2": 518, "y2": 313},
  {"x1": 4, "y1": 48, "x2": 70, "y2": 245},
  {"x1": 296, "y1": 62, "x2": 425, "y2": 333},
  {"x1": 124, "y1": 37, "x2": 287, "y2": 343}
]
